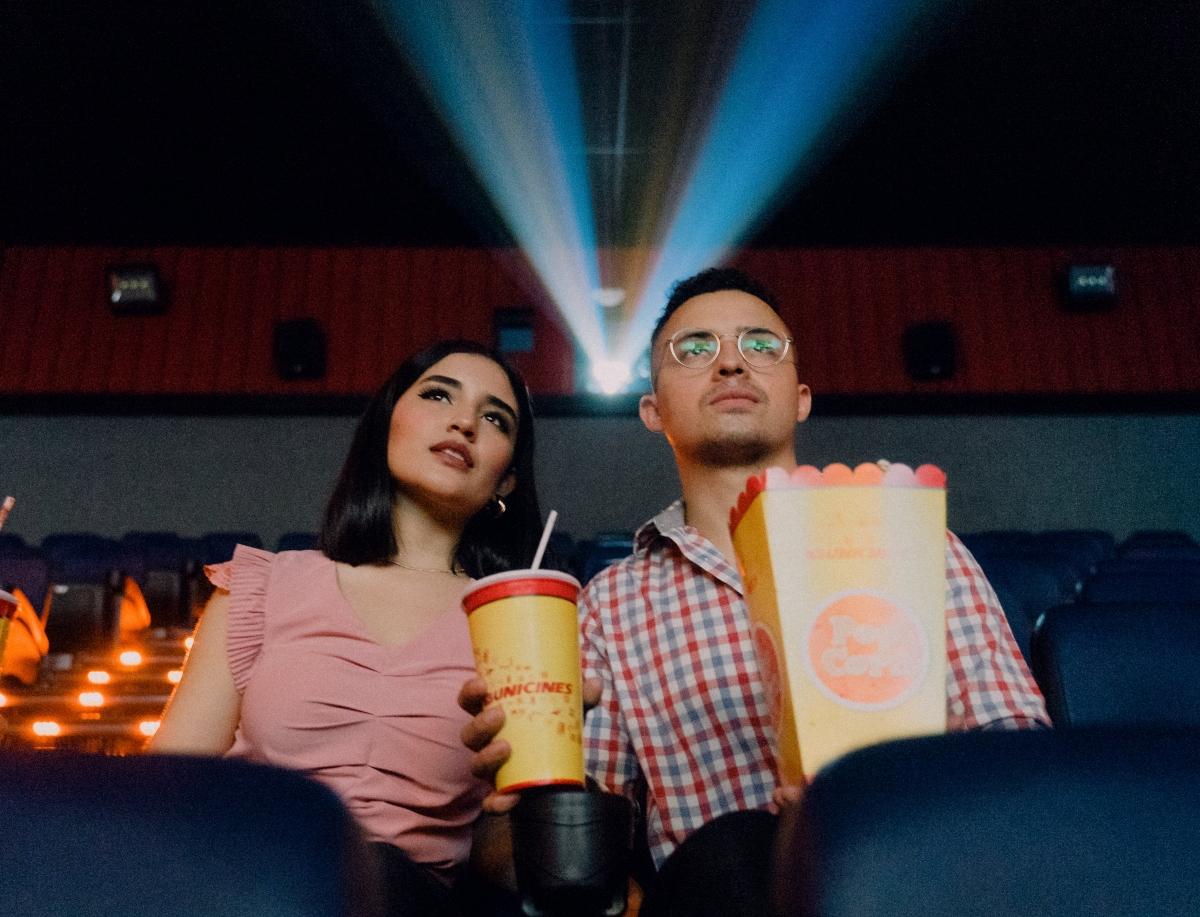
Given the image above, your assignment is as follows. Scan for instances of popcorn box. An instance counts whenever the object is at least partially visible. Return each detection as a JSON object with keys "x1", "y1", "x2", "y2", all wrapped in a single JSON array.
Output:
[{"x1": 729, "y1": 463, "x2": 947, "y2": 784}]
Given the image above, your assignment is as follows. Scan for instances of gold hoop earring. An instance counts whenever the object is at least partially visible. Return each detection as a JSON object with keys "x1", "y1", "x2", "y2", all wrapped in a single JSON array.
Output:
[{"x1": 492, "y1": 495, "x2": 507, "y2": 517}]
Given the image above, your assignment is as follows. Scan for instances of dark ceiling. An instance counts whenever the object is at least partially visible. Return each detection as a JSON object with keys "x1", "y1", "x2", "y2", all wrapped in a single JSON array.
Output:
[{"x1": 2, "y1": 1, "x2": 1199, "y2": 248}]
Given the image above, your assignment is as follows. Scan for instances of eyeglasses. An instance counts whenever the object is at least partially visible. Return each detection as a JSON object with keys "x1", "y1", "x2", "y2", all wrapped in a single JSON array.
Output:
[{"x1": 666, "y1": 327, "x2": 793, "y2": 370}]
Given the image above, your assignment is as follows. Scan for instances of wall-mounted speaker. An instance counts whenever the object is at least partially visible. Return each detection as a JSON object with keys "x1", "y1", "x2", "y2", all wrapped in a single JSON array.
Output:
[
  {"x1": 273, "y1": 318, "x2": 326, "y2": 380},
  {"x1": 902, "y1": 321, "x2": 957, "y2": 382},
  {"x1": 107, "y1": 263, "x2": 167, "y2": 315},
  {"x1": 1059, "y1": 263, "x2": 1117, "y2": 312},
  {"x1": 495, "y1": 308, "x2": 535, "y2": 355}
]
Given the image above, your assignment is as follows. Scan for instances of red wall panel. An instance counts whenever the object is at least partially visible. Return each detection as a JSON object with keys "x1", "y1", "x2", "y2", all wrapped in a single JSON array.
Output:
[{"x1": 1, "y1": 246, "x2": 1197, "y2": 400}]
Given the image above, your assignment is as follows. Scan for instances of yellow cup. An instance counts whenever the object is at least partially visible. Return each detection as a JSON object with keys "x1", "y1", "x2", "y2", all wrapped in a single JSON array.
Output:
[{"x1": 463, "y1": 569, "x2": 584, "y2": 793}]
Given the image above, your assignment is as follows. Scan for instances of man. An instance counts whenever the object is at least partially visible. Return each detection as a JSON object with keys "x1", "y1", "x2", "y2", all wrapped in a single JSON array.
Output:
[{"x1": 463, "y1": 267, "x2": 1048, "y2": 915}]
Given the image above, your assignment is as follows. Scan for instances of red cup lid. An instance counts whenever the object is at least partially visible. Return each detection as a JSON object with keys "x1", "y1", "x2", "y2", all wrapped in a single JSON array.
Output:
[{"x1": 462, "y1": 571, "x2": 580, "y2": 614}]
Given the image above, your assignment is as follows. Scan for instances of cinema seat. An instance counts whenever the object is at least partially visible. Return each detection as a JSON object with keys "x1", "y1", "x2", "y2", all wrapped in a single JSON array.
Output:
[
  {"x1": 1082, "y1": 570, "x2": 1200, "y2": 604},
  {"x1": 121, "y1": 531, "x2": 195, "y2": 627},
  {"x1": 575, "y1": 533, "x2": 634, "y2": 584},
  {"x1": 198, "y1": 531, "x2": 264, "y2": 565},
  {"x1": 958, "y1": 530, "x2": 1034, "y2": 558},
  {"x1": 1031, "y1": 602, "x2": 1200, "y2": 728},
  {"x1": 276, "y1": 531, "x2": 319, "y2": 552},
  {"x1": 974, "y1": 555, "x2": 1078, "y2": 646},
  {"x1": 0, "y1": 587, "x2": 49, "y2": 685},
  {"x1": 773, "y1": 727, "x2": 1200, "y2": 917},
  {"x1": 1119, "y1": 529, "x2": 1198, "y2": 553},
  {"x1": 1032, "y1": 529, "x2": 1115, "y2": 576},
  {"x1": 0, "y1": 550, "x2": 49, "y2": 616},
  {"x1": 0, "y1": 751, "x2": 384, "y2": 917}
]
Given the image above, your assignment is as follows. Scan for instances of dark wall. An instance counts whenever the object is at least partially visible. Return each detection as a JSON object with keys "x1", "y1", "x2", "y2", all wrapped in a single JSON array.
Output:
[{"x1": 2, "y1": 413, "x2": 1197, "y2": 547}]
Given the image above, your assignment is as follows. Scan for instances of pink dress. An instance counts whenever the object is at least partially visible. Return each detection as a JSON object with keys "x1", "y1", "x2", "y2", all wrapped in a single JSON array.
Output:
[{"x1": 207, "y1": 545, "x2": 487, "y2": 881}]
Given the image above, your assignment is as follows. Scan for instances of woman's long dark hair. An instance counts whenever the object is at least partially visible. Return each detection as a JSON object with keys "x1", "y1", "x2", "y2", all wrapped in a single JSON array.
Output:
[{"x1": 319, "y1": 340, "x2": 543, "y2": 578}]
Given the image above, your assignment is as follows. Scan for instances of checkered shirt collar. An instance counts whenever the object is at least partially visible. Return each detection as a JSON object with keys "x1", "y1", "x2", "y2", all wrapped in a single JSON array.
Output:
[{"x1": 634, "y1": 499, "x2": 744, "y2": 594}]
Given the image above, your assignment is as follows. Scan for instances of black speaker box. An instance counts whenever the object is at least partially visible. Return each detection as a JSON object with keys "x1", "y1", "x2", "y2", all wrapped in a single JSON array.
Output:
[
  {"x1": 273, "y1": 318, "x2": 327, "y2": 380},
  {"x1": 902, "y1": 321, "x2": 957, "y2": 381}
]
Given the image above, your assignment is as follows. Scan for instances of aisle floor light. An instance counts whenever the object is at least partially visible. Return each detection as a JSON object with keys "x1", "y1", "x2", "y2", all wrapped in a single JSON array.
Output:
[{"x1": 119, "y1": 650, "x2": 143, "y2": 667}]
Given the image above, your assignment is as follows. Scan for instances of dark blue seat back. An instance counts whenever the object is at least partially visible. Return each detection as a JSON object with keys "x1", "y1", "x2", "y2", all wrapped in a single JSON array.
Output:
[
  {"x1": 0, "y1": 751, "x2": 384, "y2": 917},
  {"x1": 121, "y1": 531, "x2": 190, "y2": 571},
  {"x1": 1031, "y1": 602, "x2": 1200, "y2": 728},
  {"x1": 42, "y1": 533, "x2": 139, "y2": 583},
  {"x1": 958, "y1": 530, "x2": 1035, "y2": 558},
  {"x1": 1096, "y1": 557, "x2": 1200, "y2": 577},
  {"x1": 43, "y1": 580, "x2": 120, "y2": 653},
  {"x1": 0, "y1": 533, "x2": 27, "y2": 554},
  {"x1": 276, "y1": 531, "x2": 320, "y2": 552},
  {"x1": 1033, "y1": 529, "x2": 1115, "y2": 575},
  {"x1": 576, "y1": 534, "x2": 634, "y2": 585},
  {"x1": 1118, "y1": 530, "x2": 1200, "y2": 562},
  {"x1": 1083, "y1": 570, "x2": 1200, "y2": 604},
  {"x1": 975, "y1": 555, "x2": 1078, "y2": 632},
  {"x1": 0, "y1": 551, "x2": 50, "y2": 615},
  {"x1": 1121, "y1": 529, "x2": 1198, "y2": 550},
  {"x1": 121, "y1": 531, "x2": 194, "y2": 627},
  {"x1": 775, "y1": 728, "x2": 1200, "y2": 917},
  {"x1": 198, "y1": 531, "x2": 264, "y2": 566}
]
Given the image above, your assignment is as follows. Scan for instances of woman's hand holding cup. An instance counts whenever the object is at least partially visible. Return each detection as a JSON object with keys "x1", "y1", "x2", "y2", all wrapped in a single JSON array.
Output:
[{"x1": 459, "y1": 674, "x2": 603, "y2": 813}]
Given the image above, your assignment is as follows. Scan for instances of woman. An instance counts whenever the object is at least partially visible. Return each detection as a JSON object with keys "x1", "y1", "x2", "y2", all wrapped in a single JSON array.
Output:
[{"x1": 152, "y1": 340, "x2": 542, "y2": 916}]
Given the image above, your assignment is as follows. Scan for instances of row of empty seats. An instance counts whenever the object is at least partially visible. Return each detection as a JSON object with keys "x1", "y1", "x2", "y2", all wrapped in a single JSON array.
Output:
[
  {"x1": 2, "y1": 532, "x2": 262, "y2": 748},
  {"x1": 0, "y1": 530, "x2": 301, "y2": 636},
  {"x1": 959, "y1": 528, "x2": 1200, "y2": 665},
  {"x1": 0, "y1": 529, "x2": 634, "y2": 679},
  {"x1": 0, "y1": 528, "x2": 636, "y2": 622}
]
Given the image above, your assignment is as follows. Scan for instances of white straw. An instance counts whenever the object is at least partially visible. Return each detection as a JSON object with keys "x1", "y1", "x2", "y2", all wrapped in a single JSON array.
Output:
[
  {"x1": 0, "y1": 496, "x2": 13, "y2": 533},
  {"x1": 530, "y1": 510, "x2": 558, "y2": 570}
]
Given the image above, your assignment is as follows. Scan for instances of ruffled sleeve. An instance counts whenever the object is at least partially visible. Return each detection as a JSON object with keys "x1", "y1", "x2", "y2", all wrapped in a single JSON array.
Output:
[{"x1": 207, "y1": 545, "x2": 275, "y2": 694}]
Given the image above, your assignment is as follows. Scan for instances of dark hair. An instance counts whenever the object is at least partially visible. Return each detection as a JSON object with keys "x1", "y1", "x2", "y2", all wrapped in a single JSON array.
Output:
[
  {"x1": 319, "y1": 340, "x2": 542, "y2": 578},
  {"x1": 650, "y1": 267, "x2": 781, "y2": 350}
]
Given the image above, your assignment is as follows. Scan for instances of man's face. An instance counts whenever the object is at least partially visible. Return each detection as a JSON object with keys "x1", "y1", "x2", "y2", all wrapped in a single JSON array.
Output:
[{"x1": 639, "y1": 289, "x2": 811, "y2": 468}]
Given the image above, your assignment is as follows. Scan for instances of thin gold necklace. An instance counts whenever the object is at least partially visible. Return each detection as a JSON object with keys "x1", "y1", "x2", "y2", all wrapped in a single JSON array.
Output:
[{"x1": 388, "y1": 557, "x2": 463, "y2": 576}]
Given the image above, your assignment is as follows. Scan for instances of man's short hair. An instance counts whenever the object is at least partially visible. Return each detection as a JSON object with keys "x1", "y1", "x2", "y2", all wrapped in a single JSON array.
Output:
[{"x1": 650, "y1": 267, "x2": 781, "y2": 349}]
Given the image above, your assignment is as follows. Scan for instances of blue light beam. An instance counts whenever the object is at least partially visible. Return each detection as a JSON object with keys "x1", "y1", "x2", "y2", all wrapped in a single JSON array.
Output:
[
  {"x1": 617, "y1": 0, "x2": 936, "y2": 368},
  {"x1": 377, "y1": 0, "x2": 608, "y2": 363}
]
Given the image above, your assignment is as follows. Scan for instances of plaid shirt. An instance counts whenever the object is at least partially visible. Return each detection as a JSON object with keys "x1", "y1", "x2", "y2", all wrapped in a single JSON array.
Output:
[{"x1": 580, "y1": 501, "x2": 1050, "y2": 867}]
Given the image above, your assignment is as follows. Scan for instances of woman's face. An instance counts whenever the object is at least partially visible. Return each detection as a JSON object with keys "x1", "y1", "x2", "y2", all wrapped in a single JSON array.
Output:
[{"x1": 387, "y1": 352, "x2": 520, "y2": 520}]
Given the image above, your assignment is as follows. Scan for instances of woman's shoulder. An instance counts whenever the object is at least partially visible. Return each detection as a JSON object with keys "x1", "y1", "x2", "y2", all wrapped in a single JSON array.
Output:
[{"x1": 271, "y1": 547, "x2": 331, "y2": 569}]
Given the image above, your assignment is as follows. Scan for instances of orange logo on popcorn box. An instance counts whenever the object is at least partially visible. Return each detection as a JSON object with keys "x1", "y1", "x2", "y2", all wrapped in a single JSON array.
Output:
[
  {"x1": 731, "y1": 463, "x2": 947, "y2": 784},
  {"x1": 805, "y1": 591, "x2": 929, "y2": 710},
  {"x1": 463, "y1": 570, "x2": 585, "y2": 793}
]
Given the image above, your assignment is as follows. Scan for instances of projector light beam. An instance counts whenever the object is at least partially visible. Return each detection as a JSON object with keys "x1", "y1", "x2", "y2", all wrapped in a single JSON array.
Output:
[
  {"x1": 378, "y1": 0, "x2": 940, "y2": 390},
  {"x1": 618, "y1": 0, "x2": 936, "y2": 367},
  {"x1": 378, "y1": 0, "x2": 608, "y2": 363}
]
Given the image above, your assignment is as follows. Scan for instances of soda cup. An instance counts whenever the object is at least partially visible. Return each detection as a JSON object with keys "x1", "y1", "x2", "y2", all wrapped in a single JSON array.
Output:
[{"x1": 463, "y1": 570, "x2": 585, "y2": 793}]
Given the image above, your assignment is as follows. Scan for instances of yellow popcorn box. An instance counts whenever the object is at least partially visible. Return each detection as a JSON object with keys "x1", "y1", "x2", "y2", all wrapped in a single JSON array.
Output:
[{"x1": 729, "y1": 462, "x2": 947, "y2": 784}]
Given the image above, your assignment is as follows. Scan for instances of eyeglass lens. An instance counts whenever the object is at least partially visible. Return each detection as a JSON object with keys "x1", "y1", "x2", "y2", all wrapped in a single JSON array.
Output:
[{"x1": 670, "y1": 329, "x2": 787, "y2": 367}]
